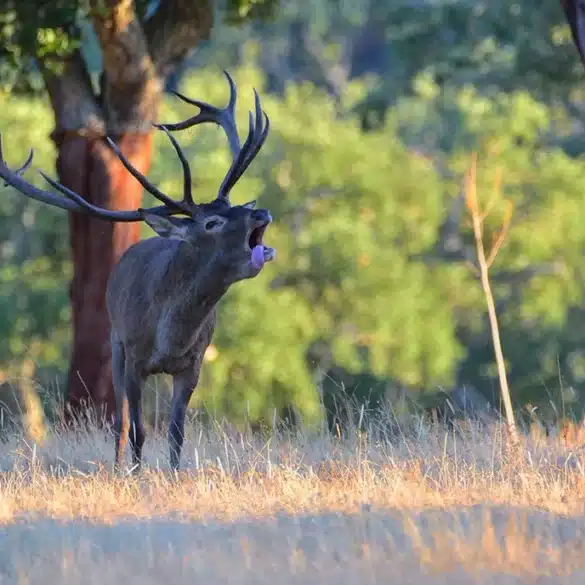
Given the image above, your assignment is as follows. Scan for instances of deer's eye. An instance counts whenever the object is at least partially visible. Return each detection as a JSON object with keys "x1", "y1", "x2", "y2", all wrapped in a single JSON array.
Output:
[{"x1": 204, "y1": 218, "x2": 224, "y2": 232}]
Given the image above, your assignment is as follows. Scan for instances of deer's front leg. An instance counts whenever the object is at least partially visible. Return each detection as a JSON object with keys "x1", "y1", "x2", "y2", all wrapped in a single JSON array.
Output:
[{"x1": 169, "y1": 365, "x2": 201, "y2": 471}]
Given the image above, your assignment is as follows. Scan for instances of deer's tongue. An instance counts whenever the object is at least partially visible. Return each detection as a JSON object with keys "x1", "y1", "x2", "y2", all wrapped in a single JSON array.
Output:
[{"x1": 251, "y1": 244, "x2": 266, "y2": 270}]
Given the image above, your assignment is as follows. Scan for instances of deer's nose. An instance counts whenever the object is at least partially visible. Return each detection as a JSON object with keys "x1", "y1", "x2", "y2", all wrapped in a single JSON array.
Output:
[{"x1": 252, "y1": 209, "x2": 272, "y2": 224}]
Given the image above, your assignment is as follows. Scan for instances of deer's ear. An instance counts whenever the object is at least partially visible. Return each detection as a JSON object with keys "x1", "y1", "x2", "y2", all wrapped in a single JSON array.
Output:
[{"x1": 143, "y1": 213, "x2": 189, "y2": 240}]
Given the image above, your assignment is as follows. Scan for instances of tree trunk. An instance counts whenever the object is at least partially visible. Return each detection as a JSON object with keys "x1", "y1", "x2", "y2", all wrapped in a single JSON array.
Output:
[
  {"x1": 39, "y1": 0, "x2": 212, "y2": 426},
  {"x1": 54, "y1": 131, "x2": 153, "y2": 425}
]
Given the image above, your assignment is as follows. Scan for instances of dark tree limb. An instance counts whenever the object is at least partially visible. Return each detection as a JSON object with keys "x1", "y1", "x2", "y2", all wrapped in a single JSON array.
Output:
[
  {"x1": 144, "y1": 0, "x2": 214, "y2": 80},
  {"x1": 561, "y1": 0, "x2": 585, "y2": 66},
  {"x1": 90, "y1": 0, "x2": 161, "y2": 132},
  {"x1": 42, "y1": 51, "x2": 105, "y2": 137},
  {"x1": 490, "y1": 263, "x2": 566, "y2": 285},
  {"x1": 301, "y1": 30, "x2": 351, "y2": 102}
]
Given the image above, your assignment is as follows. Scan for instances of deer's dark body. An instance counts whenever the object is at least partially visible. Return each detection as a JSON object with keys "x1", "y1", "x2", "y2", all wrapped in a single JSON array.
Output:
[
  {"x1": 107, "y1": 235, "x2": 223, "y2": 469},
  {"x1": 108, "y1": 236, "x2": 222, "y2": 377},
  {"x1": 0, "y1": 71, "x2": 274, "y2": 472}
]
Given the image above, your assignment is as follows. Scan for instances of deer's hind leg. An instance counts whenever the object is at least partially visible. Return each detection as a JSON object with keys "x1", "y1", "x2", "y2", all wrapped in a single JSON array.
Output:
[
  {"x1": 112, "y1": 335, "x2": 129, "y2": 471},
  {"x1": 124, "y1": 360, "x2": 147, "y2": 472}
]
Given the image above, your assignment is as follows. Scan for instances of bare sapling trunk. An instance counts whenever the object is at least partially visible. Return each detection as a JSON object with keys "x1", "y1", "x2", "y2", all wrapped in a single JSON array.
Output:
[{"x1": 464, "y1": 154, "x2": 519, "y2": 445}]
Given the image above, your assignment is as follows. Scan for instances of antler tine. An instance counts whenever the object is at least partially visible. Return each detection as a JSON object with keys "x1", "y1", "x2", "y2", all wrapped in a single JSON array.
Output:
[
  {"x1": 152, "y1": 124, "x2": 194, "y2": 206},
  {"x1": 38, "y1": 171, "x2": 172, "y2": 220},
  {"x1": 0, "y1": 135, "x2": 33, "y2": 186},
  {"x1": 105, "y1": 137, "x2": 191, "y2": 213},
  {"x1": 164, "y1": 70, "x2": 242, "y2": 158},
  {"x1": 236, "y1": 89, "x2": 270, "y2": 171},
  {"x1": 143, "y1": 69, "x2": 271, "y2": 206},
  {"x1": 0, "y1": 133, "x2": 80, "y2": 214},
  {"x1": 1, "y1": 151, "x2": 32, "y2": 187},
  {"x1": 216, "y1": 89, "x2": 270, "y2": 202},
  {"x1": 14, "y1": 149, "x2": 33, "y2": 176},
  {"x1": 0, "y1": 132, "x2": 177, "y2": 222}
]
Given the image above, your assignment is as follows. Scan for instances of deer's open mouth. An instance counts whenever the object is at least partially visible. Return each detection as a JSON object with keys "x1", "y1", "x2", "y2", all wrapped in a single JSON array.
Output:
[
  {"x1": 248, "y1": 221, "x2": 275, "y2": 270},
  {"x1": 248, "y1": 224, "x2": 266, "y2": 249}
]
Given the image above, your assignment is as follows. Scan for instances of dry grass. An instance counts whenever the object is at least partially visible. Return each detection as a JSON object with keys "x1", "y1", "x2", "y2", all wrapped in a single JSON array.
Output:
[{"x1": 2, "y1": 415, "x2": 585, "y2": 583}]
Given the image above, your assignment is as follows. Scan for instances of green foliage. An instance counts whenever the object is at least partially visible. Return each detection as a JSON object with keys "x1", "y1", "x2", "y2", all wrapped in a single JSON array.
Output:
[
  {"x1": 192, "y1": 0, "x2": 583, "y2": 137},
  {"x1": 0, "y1": 0, "x2": 278, "y2": 91},
  {"x1": 149, "y1": 61, "x2": 585, "y2": 423},
  {"x1": 5, "y1": 52, "x2": 585, "y2": 423},
  {"x1": 0, "y1": 1, "x2": 83, "y2": 88},
  {"x1": 391, "y1": 77, "x2": 585, "y2": 415},
  {"x1": 0, "y1": 95, "x2": 71, "y2": 376},
  {"x1": 224, "y1": 0, "x2": 279, "y2": 24},
  {"x1": 3, "y1": 0, "x2": 585, "y2": 426},
  {"x1": 149, "y1": 66, "x2": 468, "y2": 424}
]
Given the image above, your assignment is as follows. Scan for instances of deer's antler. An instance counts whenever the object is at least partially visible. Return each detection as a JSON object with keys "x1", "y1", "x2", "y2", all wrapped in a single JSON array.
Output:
[
  {"x1": 161, "y1": 70, "x2": 270, "y2": 204},
  {"x1": 0, "y1": 70, "x2": 270, "y2": 221}
]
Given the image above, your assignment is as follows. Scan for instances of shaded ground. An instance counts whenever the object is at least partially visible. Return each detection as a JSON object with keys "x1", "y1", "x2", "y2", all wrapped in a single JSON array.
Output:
[{"x1": 2, "y1": 505, "x2": 585, "y2": 584}]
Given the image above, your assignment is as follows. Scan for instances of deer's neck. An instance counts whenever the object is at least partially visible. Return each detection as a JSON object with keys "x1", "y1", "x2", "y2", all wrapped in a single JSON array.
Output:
[{"x1": 169, "y1": 242, "x2": 231, "y2": 325}]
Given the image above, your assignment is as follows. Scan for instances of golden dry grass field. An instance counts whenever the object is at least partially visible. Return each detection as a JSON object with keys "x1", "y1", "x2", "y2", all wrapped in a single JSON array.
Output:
[{"x1": 2, "y1": 414, "x2": 585, "y2": 584}]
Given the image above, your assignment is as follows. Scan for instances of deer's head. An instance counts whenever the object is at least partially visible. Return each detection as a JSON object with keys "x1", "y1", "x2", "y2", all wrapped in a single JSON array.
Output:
[{"x1": 142, "y1": 199, "x2": 274, "y2": 282}]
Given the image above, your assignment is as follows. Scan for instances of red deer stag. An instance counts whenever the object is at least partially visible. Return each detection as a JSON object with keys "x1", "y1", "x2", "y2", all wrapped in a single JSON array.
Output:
[{"x1": 0, "y1": 71, "x2": 275, "y2": 471}]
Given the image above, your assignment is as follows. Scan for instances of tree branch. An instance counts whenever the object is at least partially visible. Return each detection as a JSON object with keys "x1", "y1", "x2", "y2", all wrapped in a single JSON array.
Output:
[
  {"x1": 490, "y1": 262, "x2": 566, "y2": 285},
  {"x1": 90, "y1": 0, "x2": 161, "y2": 132},
  {"x1": 301, "y1": 30, "x2": 350, "y2": 101},
  {"x1": 561, "y1": 0, "x2": 585, "y2": 66},
  {"x1": 42, "y1": 50, "x2": 105, "y2": 138},
  {"x1": 144, "y1": 0, "x2": 214, "y2": 80},
  {"x1": 435, "y1": 191, "x2": 466, "y2": 259}
]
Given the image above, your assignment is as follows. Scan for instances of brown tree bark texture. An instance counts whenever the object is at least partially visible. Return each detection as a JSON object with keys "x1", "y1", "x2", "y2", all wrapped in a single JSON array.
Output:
[
  {"x1": 55, "y1": 132, "x2": 152, "y2": 423},
  {"x1": 38, "y1": 0, "x2": 212, "y2": 425}
]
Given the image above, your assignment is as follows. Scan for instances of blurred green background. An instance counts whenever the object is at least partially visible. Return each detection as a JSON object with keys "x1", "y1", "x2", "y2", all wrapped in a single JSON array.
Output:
[{"x1": 1, "y1": 0, "x2": 585, "y2": 431}]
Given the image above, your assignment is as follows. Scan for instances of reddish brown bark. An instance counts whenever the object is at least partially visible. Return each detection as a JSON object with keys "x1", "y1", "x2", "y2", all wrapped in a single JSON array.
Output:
[
  {"x1": 54, "y1": 131, "x2": 153, "y2": 424},
  {"x1": 37, "y1": 1, "x2": 213, "y2": 427}
]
